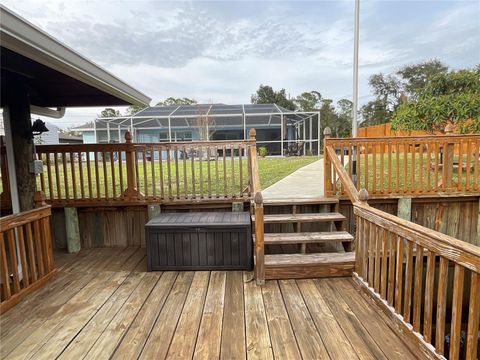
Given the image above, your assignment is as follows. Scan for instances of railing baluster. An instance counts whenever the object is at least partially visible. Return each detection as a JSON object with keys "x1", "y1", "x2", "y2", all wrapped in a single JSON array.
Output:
[
  {"x1": 110, "y1": 151, "x2": 116, "y2": 199},
  {"x1": 6, "y1": 229, "x2": 20, "y2": 294},
  {"x1": 374, "y1": 226, "x2": 381, "y2": 293},
  {"x1": 70, "y1": 152, "x2": 77, "y2": 199},
  {"x1": 435, "y1": 257, "x2": 449, "y2": 356},
  {"x1": 449, "y1": 264, "x2": 465, "y2": 360},
  {"x1": 62, "y1": 152, "x2": 69, "y2": 200},
  {"x1": 387, "y1": 231, "x2": 396, "y2": 305},
  {"x1": 423, "y1": 252, "x2": 435, "y2": 343},
  {"x1": 412, "y1": 244, "x2": 424, "y2": 331},
  {"x1": 174, "y1": 145, "x2": 179, "y2": 199},
  {"x1": 380, "y1": 228, "x2": 388, "y2": 298},
  {"x1": 78, "y1": 151, "x2": 85, "y2": 199},
  {"x1": 190, "y1": 145, "x2": 195, "y2": 199},
  {"x1": 223, "y1": 145, "x2": 227, "y2": 198},
  {"x1": 231, "y1": 144, "x2": 235, "y2": 196},
  {"x1": 394, "y1": 235, "x2": 404, "y2": 313},
  {"x1": 182, "y1": 145, "x2": 187, "y2": 199},
  {"x1": 94, "y1": 152, "x2": 100, "y2": 199},
  {"x1": 403, "y1": 240, "x2": 414, "y2": 323},
  {"x1": 159, "y1": 145, "x2": 165, "y2": 200},
  {"x1": 17, "y1": 226, "x2": 29, "y2": 288},
  {"x1": 207, "y1": 146, "x2": 211, "y2": 198},
  {"x1": 0, "y1": 236, "x2": 11, "y2": 300},
  {"x1": 102, "y1": 151, "x2": 109, "y2": 199},
  {"x1": 466, "y1": 272, "x2": 480, "y2": 359},
  {"x1": 25, "y1": 222, "x2": 37, "y2": 282}
]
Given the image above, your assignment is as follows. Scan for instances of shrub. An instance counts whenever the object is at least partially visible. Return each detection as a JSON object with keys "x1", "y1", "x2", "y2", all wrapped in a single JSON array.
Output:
[{"x1": 258, "y1": 146, "x2": 268, "y2": 157}]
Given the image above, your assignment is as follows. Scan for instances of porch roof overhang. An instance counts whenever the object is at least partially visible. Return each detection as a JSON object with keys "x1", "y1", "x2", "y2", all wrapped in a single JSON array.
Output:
[{"x1": 0, "y1": 5, "x2": 151, "y2": 108}]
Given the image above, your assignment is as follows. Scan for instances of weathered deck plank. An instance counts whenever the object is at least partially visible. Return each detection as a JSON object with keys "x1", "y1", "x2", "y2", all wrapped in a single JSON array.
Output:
[{"x1": 0, "y1": 248, "x2": 422, "y2": 360}]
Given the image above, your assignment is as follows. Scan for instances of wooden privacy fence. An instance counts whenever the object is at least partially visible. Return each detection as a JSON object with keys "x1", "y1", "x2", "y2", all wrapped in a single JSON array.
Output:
[
  {"x1": 325, "y1": 131, "x2": 480, "y2": 360},
  {"x1": 29, "y1": 132, "x2": 255, "y2": 206},
  {"x1": 324, "y1": 132, "x2": 480, "y2": 197},
  {"x1": 0, "y1": 205, "x2": 55, "y2": 314}
]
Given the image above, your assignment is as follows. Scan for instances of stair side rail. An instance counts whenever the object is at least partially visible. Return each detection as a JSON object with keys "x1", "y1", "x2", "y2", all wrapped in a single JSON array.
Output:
[
  {"x1": 248, "y1": 128, "x2": 265, "y2": 284},
  {"x1": 324, "y1": 129, "x2": 480, "y2": 360}
]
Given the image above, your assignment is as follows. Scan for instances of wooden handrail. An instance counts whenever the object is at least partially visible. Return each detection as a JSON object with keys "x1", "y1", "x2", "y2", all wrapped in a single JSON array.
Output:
[
  {"x1": 324, "y1": 128, "x2": 480, "y2": 359},
  {"x1": 0, "y1": 135, "x2": 256, "y2": 207},
  {"x1": 0, "y1": 206, "x2": 55, "y2": 314},
  {"x1": 325, "y1": 146, "x2": 360, "y2": 204},
  {"x1": 0, "y1": 205, "x2": 51, "y2": 231},
  {"x1": 324, "y1": 131, "x2": 480, "y2": 197},
  {"x1": 248, "y1": 128, "x2": 265, "y2": 285}
]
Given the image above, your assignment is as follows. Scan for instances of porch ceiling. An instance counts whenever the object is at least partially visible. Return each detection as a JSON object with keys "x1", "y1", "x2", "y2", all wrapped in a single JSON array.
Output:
[{"x1": 0, "y1": 5, "x2": 151, "y2": 108}]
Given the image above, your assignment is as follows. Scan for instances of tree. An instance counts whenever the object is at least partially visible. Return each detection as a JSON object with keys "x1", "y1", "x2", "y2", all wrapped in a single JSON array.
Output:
[
  {"x1": 98, "y1": 108, "x2": 121, "y2": 118},
  {"x1": 397, "y1": 59, "x2": 448, "y2": 97},
  {"x1": 360, "y1": 99, "x2": 393, "y2": 127},
  {"x1": 156, "y1": 97, "x2": 197, "y2": 106},
  {"x1": 294, "y1": 91, "x2": 322, "y2": 111},
  {"x1": 361, "y1": 60, "x2": 449, "y2": 126},
  {"x1": 251, "y1": 85, "x2": 297, "y2": 110},
  {"x1": 126, "y1": 104, "x2": 147, "y2": 115},
  {"x1": 391, "y1": 67, "x2": 480, "y2": 134}
]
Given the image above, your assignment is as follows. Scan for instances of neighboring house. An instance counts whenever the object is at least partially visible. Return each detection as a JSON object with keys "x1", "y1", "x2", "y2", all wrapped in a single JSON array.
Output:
[
  {"x1": 74, "y1": 104, "x2": 321, "y2": 156},
  {"x1": 34, "y1": 122, "x2": 59, "y2": 144},
  {"x1": 58, "y1": 133, "x2": 83, "y2": 144}
]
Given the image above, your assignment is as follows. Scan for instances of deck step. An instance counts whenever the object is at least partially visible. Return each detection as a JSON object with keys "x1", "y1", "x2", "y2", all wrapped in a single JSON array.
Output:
[
  {"x1": 259, "y1": 231, "x2": 353, "y2": 245},
  {"x1": 252, "y1": 212, "x2": 346, "y2": 224},
  {"x1": 262, "y1": 197, "x2": 339, "y2": 206},
  {"x1": 264, "y1": 252, "x2": 355, "y2": 279}
]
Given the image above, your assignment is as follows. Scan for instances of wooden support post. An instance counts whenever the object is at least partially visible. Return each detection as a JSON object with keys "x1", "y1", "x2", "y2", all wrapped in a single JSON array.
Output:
[
  {"x1": 397, "y1": 197, "x2": 412, "y2": 221},
  {"x1": 5, "y1": 79, "x2": 36, "y2": 211},
  {"x1": 254, "y1": 192, "x2": 265, "y2": 285},
  {"x1": 123, "y1": 131, "x2": 144, "y2": 200},
  {"x1": 323, "y1": 127, "x2": 333, "y2": 196},
  {"x1": 147, "y1": 204, "x2": 161, "y2": 220},
  {"x1": 0, "y1": 137, "x2": 11, "y2": 208},
  {"x1": 65, "y1": 207, "x2": 81, "y2": 253}
]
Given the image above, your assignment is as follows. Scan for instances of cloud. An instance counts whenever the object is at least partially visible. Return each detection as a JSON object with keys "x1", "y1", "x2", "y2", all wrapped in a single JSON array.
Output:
[{"x1": 2, "y1": 0, "x2": 479, "y2": 129}]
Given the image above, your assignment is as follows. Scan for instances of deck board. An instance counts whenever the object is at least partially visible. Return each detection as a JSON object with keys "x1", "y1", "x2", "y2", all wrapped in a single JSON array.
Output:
[{"x1": 0, "y1": 247, "x2": 422, "y2": 359}]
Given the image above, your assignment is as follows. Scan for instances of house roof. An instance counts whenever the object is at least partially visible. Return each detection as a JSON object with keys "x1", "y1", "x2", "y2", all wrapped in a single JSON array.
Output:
[
  {"x1": 74, "y1": 104, "x2": 319, "y2": 131},
  {"x1": 0, "y1": 5, "x2": 151, "y2": 107}
]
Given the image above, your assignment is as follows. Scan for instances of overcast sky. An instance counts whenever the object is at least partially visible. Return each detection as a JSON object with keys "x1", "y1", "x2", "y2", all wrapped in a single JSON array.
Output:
[{"x1": 3, "y1": 0, "x2": 480, "y2": 128}]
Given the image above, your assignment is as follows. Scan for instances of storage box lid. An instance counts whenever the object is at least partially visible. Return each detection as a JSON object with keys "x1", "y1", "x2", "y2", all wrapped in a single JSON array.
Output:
[{"x1": 145, "y1": 211, "x2": 251, "y2": 228}]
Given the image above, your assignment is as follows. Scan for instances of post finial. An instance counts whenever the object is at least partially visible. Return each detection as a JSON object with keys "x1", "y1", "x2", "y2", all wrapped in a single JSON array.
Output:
[
  {"x1": 249, "y1": 128, "x2": 256, "y2": 140},
  {"x1": 444, "y1": 123, "x2": 454, "y2": 134},
  {"x1": 34, "y1": 190, "x2": 47, "y2": 208},
  {"x1": 323, "y1": 127, "x2": 332, "y2": 138},
  {"x1": 359, "y1": 188, "x2": 369, "y2": 203},
  {"x1": 125, "y1": 131, "x2": 132, "y2": 143},
  {"x1": 254, "y1": 191, "x2": 263, "y2": 205}
]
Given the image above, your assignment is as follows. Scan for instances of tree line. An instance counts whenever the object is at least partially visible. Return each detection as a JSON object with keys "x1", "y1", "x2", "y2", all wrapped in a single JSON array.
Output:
[{"x1": 98, "y1": 59, "x2": 479, "y2": 135}]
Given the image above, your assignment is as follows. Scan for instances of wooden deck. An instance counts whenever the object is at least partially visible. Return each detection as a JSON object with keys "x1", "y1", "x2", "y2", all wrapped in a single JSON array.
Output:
[{"x1": 0, "y1": 247, "x2": 420, "y2": 359}]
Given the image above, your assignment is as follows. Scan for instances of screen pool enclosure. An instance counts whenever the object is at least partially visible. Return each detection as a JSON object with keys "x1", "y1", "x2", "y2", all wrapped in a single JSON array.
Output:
[{"x1": 88, "y1": 104, "x2": 320, "y2": 156}]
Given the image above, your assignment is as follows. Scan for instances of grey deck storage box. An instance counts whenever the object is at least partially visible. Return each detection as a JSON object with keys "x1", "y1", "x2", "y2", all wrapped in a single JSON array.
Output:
[{"x1": 145, "y1": 212, "x2": 252, "y2": 271}]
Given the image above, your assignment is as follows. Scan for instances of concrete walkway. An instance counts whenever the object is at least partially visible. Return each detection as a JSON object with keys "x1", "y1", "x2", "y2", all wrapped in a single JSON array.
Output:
[{"x1": 262, "y1": 159, "x2": 325, "y2": 199}]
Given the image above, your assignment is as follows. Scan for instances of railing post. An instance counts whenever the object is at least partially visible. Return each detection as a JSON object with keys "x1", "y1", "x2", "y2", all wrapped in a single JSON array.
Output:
[
  {"x1": 34, "y1": 190, "x2": 47, "y2": 208},
  {"x1": 254, "y1": 191, "x2": 265, "y2": 285},
  {"x1": 123, "y1": 131, "x2": 144, "y2": 200},
  {"x1": 249, "y1": 128, "x2": 257, "y2": 195},
  {"x1": 323, "y1": 127, "x2": 333, "y2": 196},
  {"x1": 444, "y1": 123, "x2": 455, "y2": 189}
]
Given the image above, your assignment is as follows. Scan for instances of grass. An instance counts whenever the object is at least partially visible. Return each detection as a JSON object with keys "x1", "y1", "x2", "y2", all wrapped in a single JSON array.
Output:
[
  {"x1": 26, "y1": 155, "x2": 319, "y2": 200},
  {"x1": 337, "y1": 152, "x2": 478, "y2": 194}
]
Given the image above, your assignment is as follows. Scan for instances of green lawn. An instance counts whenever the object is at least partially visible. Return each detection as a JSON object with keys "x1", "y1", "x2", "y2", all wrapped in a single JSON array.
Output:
[
  {"x1": 339, "y1": 152, "x2": 478, "y2": 194},
  {"x1": 26, "y1": 155, "x2": 319, "y2": 200}
]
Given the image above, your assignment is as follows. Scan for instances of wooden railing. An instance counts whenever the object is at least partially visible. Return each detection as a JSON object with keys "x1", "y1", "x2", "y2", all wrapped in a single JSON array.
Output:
[
  {"x1": 248, "y1": 129, "x2": 265, "y2": 285},
  {"x1": 324, "y1": 134, "x2": 480, "y2": 360},
  {"x1": 324, "y1": 130, "x2": 480, "y2": 198},
  {"x1": 0, "y1": 205, "x2": 55, "y2": 314},
  {"x1": 26, "y1": 132, "x2": 255, "y2": 206}
]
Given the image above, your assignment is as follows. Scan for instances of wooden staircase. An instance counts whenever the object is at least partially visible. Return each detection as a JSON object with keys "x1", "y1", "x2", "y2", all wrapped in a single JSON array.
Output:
[{"x1": 252, "y1": 197, "x2": 355, "y2": 280}]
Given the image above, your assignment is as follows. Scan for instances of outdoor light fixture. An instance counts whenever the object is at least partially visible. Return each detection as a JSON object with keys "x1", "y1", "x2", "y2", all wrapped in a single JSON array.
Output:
[
  {"x1": 28, "y1": 119, "x2": 49, "y2": 174},
  {"x1": 31, "y1": 119, "x2": 49, "y2": 136}
]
